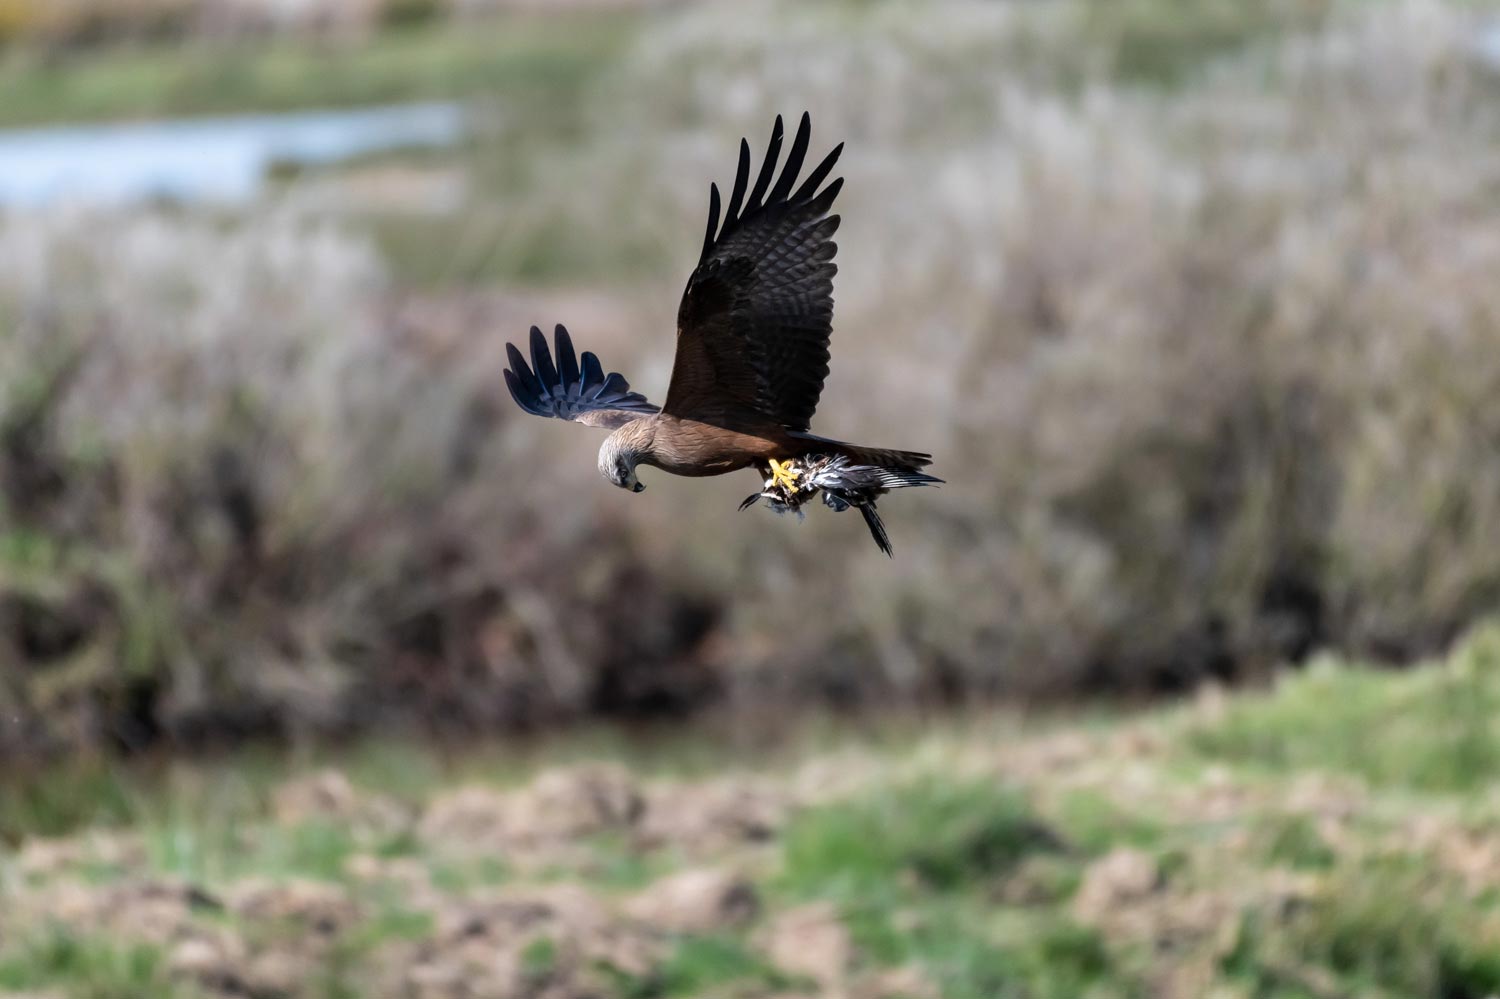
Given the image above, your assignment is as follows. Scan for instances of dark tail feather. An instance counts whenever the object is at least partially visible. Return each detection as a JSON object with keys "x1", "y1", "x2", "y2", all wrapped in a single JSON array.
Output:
[
  {"x1": 788, "y1": 433, "x2": 938, "y2": 478},
  {"x1": 841, "y1": 445, "x2": 935, "y2": 471},
  {"x1": 858, "y1": 503, "x2": 892, "y2": 557},
  {"x1": 852, "y1": 447, "x2": 930, "y2": 471}
]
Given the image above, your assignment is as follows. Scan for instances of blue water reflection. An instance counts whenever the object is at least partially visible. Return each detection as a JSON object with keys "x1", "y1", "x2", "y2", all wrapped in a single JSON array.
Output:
[{"x1": 0, "y1": 101, "x2": 466, "y2": 207}]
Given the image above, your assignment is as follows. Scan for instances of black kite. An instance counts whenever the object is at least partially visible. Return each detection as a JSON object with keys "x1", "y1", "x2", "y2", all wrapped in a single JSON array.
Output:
[{"x1": 503, "y1": 113, "x2": 939, "y2": 555}]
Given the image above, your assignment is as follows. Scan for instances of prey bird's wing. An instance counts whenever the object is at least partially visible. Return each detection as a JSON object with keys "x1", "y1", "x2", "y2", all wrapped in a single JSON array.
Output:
[
  {"x1": 663, "y1": 112, "x2": 843, "y2": 432},
  {"x1": 504, "y1": 325, "x2": 658, "y2": 431}
]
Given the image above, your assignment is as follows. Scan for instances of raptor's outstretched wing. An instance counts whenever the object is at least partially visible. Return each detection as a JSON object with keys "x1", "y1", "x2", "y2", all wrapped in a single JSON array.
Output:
[
  {"x1": 664, "y1": 112, "x2": 843, "y2": 432},
  {"x1": 504, "y1": 325, "x2": 658, "y2": 430}
]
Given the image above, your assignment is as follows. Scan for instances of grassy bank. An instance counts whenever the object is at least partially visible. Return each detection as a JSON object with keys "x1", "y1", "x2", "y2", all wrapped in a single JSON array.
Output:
[
  {"x1": 0, "y1": 0, "x2": 1353, "y2": 131},
  {"x1": 5, "y1": 626, "x2": 1500, "y2": 998},
  {"x1": 0, "y1": 12, "x2": 636, "y2": 128}
]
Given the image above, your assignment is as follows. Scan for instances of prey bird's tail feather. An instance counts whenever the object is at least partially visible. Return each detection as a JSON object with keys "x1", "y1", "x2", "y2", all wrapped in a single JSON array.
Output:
[
  {"x1": 852, "y1": 463, "x2": 944, "y2": 490},
  {"x1": 858, "y1": 503, "x2": 892, "y2": 558},
  {"x1": 785, "y1": 438, "x2": 941, "y2": 556}
]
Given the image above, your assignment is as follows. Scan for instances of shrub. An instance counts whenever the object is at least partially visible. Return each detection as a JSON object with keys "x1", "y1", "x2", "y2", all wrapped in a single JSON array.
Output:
[
  {"x1": 0, "y1": 207, "x2": 714, "y2": 754},
  {"x1": 8, "y1": 1, "x2": 1500, "y2": 752},
  {"x1": 604, "y1": 0, "x2": 1500, "y2": 700}
]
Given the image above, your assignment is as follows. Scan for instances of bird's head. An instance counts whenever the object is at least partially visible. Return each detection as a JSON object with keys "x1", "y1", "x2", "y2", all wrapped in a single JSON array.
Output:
[{"x1": 599, "y1": 436, "x2": 645, "y2": 493}]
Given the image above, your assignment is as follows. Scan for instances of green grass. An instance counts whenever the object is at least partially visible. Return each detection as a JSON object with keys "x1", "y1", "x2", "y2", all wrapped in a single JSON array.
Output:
[
  {"x1": 0, "y1": 0, "x2": 1360, "y2": 132},
  {"x1": 146, "y1": 819, "x2": 363, "y2": 884},
  {"x1": 0, "y1": 757, "x2": 148, "y2": 842},
  {"x1": 610, "y1": 935, "x2": 800, "y2": 999},
  {"x1": 9, "y1": 631, "x2": 1500, "y2": 997},
  {"x1": 1252, "y1": 812, "x2": 1337, "y2": 870},
  {"x1": 520, "y1": 935, "x2": 560, "y2": 979},
  {"x1": 1295, "y1": 867, "x2": 1500, "y2": 999},
  {"x1": 778, "y1": 779, "x2": 1138, "y2": 999},
  {"x1": 1183, "y1": 623, "x2": 1500, "y2": 793},
  {"x1": 833, "y1": 900, "x2": 1125, "y2": 999},
  {"x1": 551, "y1": 831, "x2": 678, "y2": 892},
  {"x1": 1050, "y1": 789, "x2": 1165, "y2": 854},
  {"x1": 0, "y1": 719, "x2": 784, "y2": 845},
  {"x1": 1224, "y1": 857, "x2": 1500, "y2": 999},
  {"x1": 781, "y1": 778, "x2": 1062, "y2": 895},
  {"x1": 428, "y1": 853, "x2": 510, "y2": 892},
  {"x1": 0, "y1": 13, "x2": 636, "y2": 128},
  {"x1": 0, "y1": 932, "x2": 184, "y2": 999}
]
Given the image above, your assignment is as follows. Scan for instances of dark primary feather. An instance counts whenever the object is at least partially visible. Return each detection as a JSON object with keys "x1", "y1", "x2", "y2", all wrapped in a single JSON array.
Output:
[
  {"x1": 666, "y1": 112, "x2": 845, "y2": 432},
  {"x1": 503, "y1": 324, "x2": 658, "y2": 428}
]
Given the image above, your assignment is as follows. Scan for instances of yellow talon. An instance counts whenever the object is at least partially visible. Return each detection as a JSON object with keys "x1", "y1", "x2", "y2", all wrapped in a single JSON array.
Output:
[{"x1": 768, "y1": 458, "x2": 801, "y2": 491}]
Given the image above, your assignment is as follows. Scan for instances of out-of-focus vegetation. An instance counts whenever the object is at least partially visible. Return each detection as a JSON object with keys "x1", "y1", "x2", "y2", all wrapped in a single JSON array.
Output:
[
  {"x1": 0, "y1": 0, "x2": 572, "y2": 52},
  {"x1": 5, "y1": 3, "x2": 1499, "y2": 994},
  {"x1": 6, "y1": 624, "x2": 1500, "y2": 997},
  {"x1": 0, "y1": 14, "x2": 634, "y2": 127},
  {"x1": 6, "y1": 0, "x2": 1500, "y2": 755}
]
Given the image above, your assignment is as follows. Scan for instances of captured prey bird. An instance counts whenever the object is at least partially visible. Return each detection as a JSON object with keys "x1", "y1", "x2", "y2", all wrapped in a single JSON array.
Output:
[{"x1": 502, "y1": 113, "x2": 940, "y2": 556}]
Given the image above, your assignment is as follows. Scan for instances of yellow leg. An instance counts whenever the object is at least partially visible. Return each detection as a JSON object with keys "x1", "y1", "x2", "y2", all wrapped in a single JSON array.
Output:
[{"x1": 768, "y1": 458, "x2": 800, "y2": 491}]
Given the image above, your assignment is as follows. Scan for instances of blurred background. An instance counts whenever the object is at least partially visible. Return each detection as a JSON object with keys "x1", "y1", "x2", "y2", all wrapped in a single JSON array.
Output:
[{"x1": 5, "y1": 0, "x2": 1500, "y2": 996}]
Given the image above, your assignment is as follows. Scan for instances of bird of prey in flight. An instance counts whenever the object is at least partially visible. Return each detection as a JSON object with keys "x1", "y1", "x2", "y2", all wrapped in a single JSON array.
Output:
[{"x1": 503, "y1": 113, "x2": 939, "y2": 555}]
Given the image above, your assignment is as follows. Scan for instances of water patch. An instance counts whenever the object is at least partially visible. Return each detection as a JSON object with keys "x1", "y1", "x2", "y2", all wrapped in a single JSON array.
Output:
[
  {"x1": 1478, "y1": 18, "x2": 1500, "y2": 71},
  {"x1": 0, "y1": 101, "x2": 466, "y2": 207}
]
